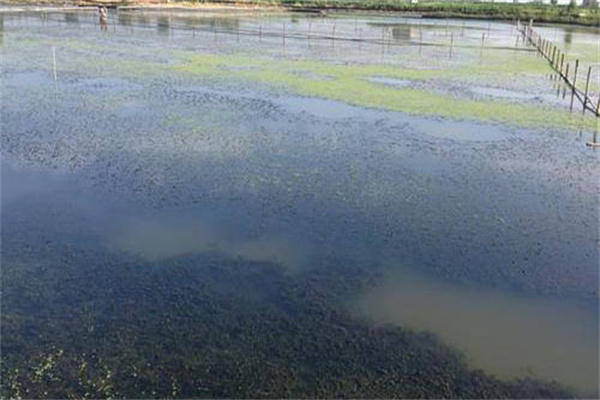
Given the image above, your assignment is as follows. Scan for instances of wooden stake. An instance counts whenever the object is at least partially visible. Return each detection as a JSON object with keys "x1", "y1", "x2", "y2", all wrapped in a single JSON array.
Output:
[
  {"x1": 333, "y1": 22, "x2": 336, "y2": 46},
  {"x1": 52, "y1": 46, "x2": 57, "y2": 81},
  {"x1": 570, "y1": 59, "x2": 579, "y2": 111},
  {"x1": 583, "y1": 66, "x2": 592, "y2": 113},
  {"x1": 560, "y1": 52, "x2": 564, "y2": 76}
]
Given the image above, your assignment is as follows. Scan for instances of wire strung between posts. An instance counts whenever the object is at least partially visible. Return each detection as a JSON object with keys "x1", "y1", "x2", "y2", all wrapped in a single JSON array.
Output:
[
  {"x1": 517, "y1": 19, "x2": 600, "y2": 117},
  {"x1": 37, "y1": 12, "x2": 538, "y2": 53}
]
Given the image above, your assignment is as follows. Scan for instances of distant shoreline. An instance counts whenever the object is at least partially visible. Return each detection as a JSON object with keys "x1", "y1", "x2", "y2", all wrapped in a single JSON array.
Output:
[{"x1": 2, "y1": 0, "x2": 600, "y2": 27}]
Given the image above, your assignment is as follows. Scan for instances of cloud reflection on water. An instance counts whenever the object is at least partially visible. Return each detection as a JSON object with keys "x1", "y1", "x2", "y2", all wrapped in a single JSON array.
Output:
[
  {"x1": 110, "y1": 215, "x2": 308, "y2": 272},
  {"x1": 353, "y1": 266, "x2": 599, "y2": 396}
]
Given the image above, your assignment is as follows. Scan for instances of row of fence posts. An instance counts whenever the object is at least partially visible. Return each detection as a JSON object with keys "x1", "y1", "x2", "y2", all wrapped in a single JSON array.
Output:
[{"x1": 517, "y1": 19, "x2": 599, "y2": 117}]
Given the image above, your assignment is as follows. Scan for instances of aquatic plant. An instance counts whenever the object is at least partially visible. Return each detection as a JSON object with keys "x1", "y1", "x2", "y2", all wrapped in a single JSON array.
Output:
[{"x1": 175, "y1": 52, "x2": 595, "y2": 130}]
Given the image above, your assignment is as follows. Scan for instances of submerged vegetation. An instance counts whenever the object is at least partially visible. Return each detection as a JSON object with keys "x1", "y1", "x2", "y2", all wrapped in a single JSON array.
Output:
[
  {"x1": 0, "y1": 238, "x2": 576, "y2": 399},
  {"x1": 14, "y1": 34, "x2": 594, "y2": 130},
  {"x1": 175, "y1": 52, "x2": 592, "y2": 130}
]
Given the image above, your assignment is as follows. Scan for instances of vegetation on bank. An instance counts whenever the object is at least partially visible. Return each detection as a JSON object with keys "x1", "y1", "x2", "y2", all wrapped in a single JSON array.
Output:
[
  {"x1": 1, "y1": 0, "x2": 599, "y2": 25},
  {"x1": 184, "y1": 0, "x2": 600, "y2": 26}
]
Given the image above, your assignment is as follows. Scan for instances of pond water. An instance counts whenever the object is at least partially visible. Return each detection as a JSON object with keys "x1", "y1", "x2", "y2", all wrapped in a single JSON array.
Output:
[{"x1": 1, "y1": 8, "x2": 599, "y2": 399}]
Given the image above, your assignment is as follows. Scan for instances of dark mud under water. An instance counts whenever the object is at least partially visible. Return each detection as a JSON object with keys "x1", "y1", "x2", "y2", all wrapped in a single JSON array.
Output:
[{"x1": 1, "y1": 11, "x2": 599, "y2": 399}]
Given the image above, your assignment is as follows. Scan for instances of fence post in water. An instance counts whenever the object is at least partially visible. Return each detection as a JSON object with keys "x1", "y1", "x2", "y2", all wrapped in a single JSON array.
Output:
[
  {"x1": 259, "y1": 24, "x2": 262, "y2": 42},
  {"x1": 560, "y1": 52, "x2": 565, "y2": 76},
  {"x1": 359, "y1": 28, "x2": 363, "y2": 52},
  {"x1": 331, "y1": 22, "x2": 335, "y2": 42},
  {"x1": 583, "y1": 66, "x2": 592, "y2": 114},
  {"x1": 333, "y1": 22, "x2": 336, "y2": 47},
  {"x1": 570, "y1": 59, "x2": 579, "y2": 111},
  {"x1": 541, "y1": 38, "x2": 545, "y2": 55},
  {"x1": 283, "y1": 23, "x2": 286, "y2": 47},
  {"x1": 543, "y1": 39, "x2": 546, "y2": 54},
  {"x1": 449, "y1": 31, "x2": 454, "y2": 58},
  {"x1": 564, "y1": 62, "x2": 570, "y2": 88},
  {"x1": 52, "y1": 46, "x2": 57, "y2": 81},
  {"x1": 480, "y1": 32, "x2": 485, "y2": 62}
]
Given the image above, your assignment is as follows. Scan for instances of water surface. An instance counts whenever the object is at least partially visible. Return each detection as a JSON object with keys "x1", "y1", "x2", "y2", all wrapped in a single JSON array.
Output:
[{"x1": 1, "y1": 9, "x2": 598, "y2": 399}]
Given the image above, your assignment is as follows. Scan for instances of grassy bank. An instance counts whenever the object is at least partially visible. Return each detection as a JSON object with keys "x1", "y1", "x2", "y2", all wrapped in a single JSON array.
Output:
[
  {"x1": 2, "y1": 0, "x2": 600, "y2": 26},
  {"x1": 231, "y1": 0, "x2": 600, "y2": 26},
  {"x1": 163, "y1": 0, "x2": 598, "y2": 26}
]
